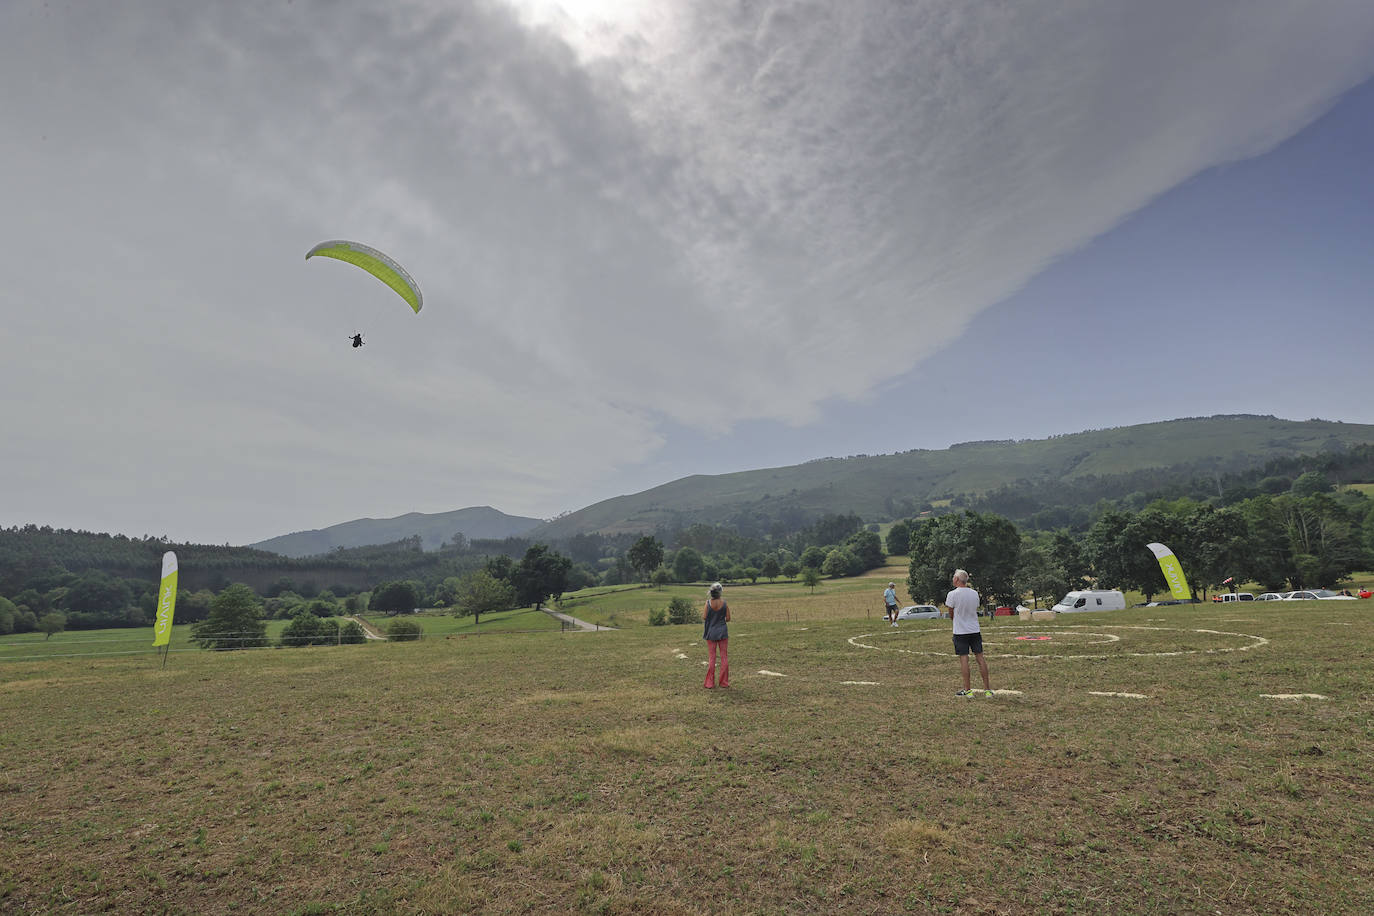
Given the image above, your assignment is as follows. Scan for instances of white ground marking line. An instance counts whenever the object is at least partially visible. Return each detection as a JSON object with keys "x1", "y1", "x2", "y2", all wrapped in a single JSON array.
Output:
[
  {"x1": 848, "y1": 625, "x2": 1269, "y2": 659},
  {"x1": 840, "y1": 681, "x2": 880, "y2": 686},
  {"x1": 757, "y1": 670, "x2": 787, "y2": 677},
  {"x1": 1260, "y1": 693, "x2": 1329, "y2": 700},
  {"x1": 1087, "y1": 691, "x2": 1150, "y2": 699},
  {"x1": 675, "y1": 653, "x2": 689, "y2": 660},
  {"x1": 990, "y1": 689, "x2": 1023, "y2": 696}
]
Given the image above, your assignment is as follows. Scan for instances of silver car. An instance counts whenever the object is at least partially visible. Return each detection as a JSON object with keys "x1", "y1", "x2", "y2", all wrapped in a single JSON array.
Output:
[
  {"x1": 895, "y1": 604, "x2": 942, "y2": 620},
  {"x1": 1282, "y1": 589, "x2": 1356, "y2": 600}
]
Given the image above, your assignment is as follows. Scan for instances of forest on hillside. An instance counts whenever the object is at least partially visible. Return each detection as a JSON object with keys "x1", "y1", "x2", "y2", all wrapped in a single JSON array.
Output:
[{"x1": 2, "y1": 444, "x2": 1371, "y2": 635}]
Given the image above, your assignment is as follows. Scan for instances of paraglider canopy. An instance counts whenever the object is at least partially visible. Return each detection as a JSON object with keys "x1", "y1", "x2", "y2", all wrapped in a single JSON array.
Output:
[{"x1": 306, "y1": 240, "x2": 423, "y2": 313}]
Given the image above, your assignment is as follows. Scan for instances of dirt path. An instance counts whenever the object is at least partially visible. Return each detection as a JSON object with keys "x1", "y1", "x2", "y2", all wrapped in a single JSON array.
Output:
[
  {"x1": 540, "y1": 608, "x2": 612, "y2": 631},
  {"x1": 344, "y1": 616, "x2": 388, "y2": 640}
]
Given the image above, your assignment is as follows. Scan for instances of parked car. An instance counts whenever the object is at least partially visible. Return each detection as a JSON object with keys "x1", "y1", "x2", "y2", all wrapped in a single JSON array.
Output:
[
  {"x1": 1255, "y1": 593, "x2": 1287, "y2": 601},
  {"x1": 1212, "y1": 592, "x2": 1254, "y2": 602},
  {"x1": 895, "y1": 604, "x2": 942, "y2": 620},
  {"x1": 1143, "y1": 598, "x2": 1196, "y2": 607},
  {"x1": 1282, "y1": 589, "x2": 1356, "y2": 600}
]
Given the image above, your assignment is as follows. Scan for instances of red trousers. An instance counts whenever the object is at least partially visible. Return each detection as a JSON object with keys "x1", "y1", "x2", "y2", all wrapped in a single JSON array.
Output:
[{"x1": 705, "y1": 639, "x2": 729, "y2": 688}]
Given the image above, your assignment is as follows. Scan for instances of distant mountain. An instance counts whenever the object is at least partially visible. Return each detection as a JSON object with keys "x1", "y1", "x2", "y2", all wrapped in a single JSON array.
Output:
[
  {"x1": 529, "y1": 415, "x2": 1374, "y2": 538},
  {"x1": 250, "y1": 506, "x2": 543, "y2": 558}
]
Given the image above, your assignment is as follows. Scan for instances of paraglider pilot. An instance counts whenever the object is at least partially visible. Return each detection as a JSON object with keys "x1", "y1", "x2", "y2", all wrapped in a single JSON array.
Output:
[{"x1": 350, "y1": 333, "x2": 364, "y2": 348}]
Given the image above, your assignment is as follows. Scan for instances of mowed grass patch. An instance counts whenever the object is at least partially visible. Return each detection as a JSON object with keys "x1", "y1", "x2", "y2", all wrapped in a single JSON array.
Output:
[
  {"x1": 0, "y1": 602, "x2": 1371, "y2": 914},
  {"x1": 559, "y1": 564, "x2": 912, "y2": 628}
]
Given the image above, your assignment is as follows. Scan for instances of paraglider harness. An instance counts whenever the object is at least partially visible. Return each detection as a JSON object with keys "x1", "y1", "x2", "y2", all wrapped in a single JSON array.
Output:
[{"x1": 350, "y1": 333, "x2": 365, "y2": 348}]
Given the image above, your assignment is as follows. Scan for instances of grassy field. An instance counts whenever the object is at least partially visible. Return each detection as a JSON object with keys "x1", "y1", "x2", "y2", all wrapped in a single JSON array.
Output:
[
  {"x1": 1, "y1": 575, "x2": 1371, "y2": 914},
  {"x1": 557, "y1": 565, "x2": 915, "y2": 629}
]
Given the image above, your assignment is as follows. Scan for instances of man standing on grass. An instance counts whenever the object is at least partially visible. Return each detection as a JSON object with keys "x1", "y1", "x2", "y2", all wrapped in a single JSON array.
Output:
[{"x1": 947, "y1": 568, "x2": 992, "y2": 697}]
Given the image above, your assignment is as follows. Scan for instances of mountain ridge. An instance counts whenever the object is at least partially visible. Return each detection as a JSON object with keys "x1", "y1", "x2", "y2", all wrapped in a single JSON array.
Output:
[
  {"x1": 527, "y1": 414, "x2": 1374, "y2": 538},
  {"x1": 249, "y1": 415, "x2": 1374, "y2": 552},
  {"x1": 249, "y1": 505, "x2": 543, "y2": 558}
]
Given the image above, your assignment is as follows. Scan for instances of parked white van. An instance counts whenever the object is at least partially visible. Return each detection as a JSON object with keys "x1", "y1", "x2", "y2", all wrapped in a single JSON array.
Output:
[{"x1": 1052, "y1": 590, "x2": 1126, "y2": 613}]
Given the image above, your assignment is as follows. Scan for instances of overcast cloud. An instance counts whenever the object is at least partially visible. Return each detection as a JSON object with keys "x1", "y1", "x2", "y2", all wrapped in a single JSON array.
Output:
[{"x1": 3, "y1": 0, "x2": 1374, "y2": 544}]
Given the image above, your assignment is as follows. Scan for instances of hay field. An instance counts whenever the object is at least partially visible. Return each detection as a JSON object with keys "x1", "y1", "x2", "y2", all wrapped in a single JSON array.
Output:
[{"x1": 1, "y1": 592, "x2": 1371, "y2": 914}]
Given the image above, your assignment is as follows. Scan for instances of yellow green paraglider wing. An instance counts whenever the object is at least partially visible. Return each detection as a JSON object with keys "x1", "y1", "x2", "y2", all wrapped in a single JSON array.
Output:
[{"x1": 306, "y1": 240, "x2": 423, "y2": 313}]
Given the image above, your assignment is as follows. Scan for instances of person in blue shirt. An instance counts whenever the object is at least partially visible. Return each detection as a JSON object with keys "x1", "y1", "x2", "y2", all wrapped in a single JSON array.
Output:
[{"x1": 883, "y1": 581, "x2": 899, "y2": 627}]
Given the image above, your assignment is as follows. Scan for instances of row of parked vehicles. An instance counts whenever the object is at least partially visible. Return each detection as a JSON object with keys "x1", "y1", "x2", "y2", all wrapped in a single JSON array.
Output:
[
  {"x1": 1226, "y1": 589, "x2": 1365, "y2": 601},
  {"x1": 893, "y1": 586, "x2": 1370, "y2": 620}
]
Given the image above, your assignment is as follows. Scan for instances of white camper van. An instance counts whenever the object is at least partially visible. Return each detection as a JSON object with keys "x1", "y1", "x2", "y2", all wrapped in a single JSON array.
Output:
[{"x1": 1052, "y1": 590, "x2": 1126, "y2": 613}]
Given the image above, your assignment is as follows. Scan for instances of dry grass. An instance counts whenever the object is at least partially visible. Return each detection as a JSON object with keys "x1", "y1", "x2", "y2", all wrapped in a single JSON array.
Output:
[{"x1": 1, "y1": 597, "x2": 1372, "y2": 914}]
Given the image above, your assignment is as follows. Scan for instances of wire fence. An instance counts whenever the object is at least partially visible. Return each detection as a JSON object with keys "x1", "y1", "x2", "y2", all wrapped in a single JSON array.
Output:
[{"x1": 0, "y1": 617, "x2": 609, "y2": 663}]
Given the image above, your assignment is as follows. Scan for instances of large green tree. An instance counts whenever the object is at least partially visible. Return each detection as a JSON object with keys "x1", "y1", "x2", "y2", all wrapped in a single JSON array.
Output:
[
  {"x1": 1083, "y1": 509, "x2": 1174, "y2": 598},
  {"x1": 1014, "y1": 541, "x2": 1068, "y2": 608},
  {"x1": 452, "y1": 569, "x2": 516, "y2": 625},
  {"x1": 885, "y1": 520, "x2": 913, "y2": 557},
  {"x1": 844, "y1": 530, "x2": 885, "y2": 571},
  {"x1": 1275, "y1": 493, "x2": 1367, "y2": 588},
  {"x1": 511, "y1": 544, "x2": 572, "y2": 609},
  {"x1": 39, "y1": 611, "x2": 66, "y2": 640},
  {"x1": 369, "y1": 580, "x2": 422, "y2": 616},
  {"x1": 191, "y1": 584, "x2": 267, "y2": 651},
  {"x1": 671, "y1": 547, "x2": 705, "y2": 582},
  {"x1": 822, "y1": 547, "x2": 860, "y2": 578},
  {"x1": 907, "y1": 511, "x2": 1022, "y2": 605},
  {"x1": 627, "y1": 536, "x2": 665, "y2": 582}
]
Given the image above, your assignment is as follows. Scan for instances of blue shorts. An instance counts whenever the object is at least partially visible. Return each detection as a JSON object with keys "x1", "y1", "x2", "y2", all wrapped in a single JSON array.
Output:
[{"x1": 953, "y1": 633, "x2": 983, "y2": 656}]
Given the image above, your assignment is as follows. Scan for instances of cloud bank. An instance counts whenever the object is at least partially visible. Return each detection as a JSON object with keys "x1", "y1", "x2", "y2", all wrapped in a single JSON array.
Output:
[{"x1": 2, "y1": 0, "x2": 1373, "y2": 542}]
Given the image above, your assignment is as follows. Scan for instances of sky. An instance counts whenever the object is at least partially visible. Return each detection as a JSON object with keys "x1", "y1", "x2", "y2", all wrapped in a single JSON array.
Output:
[{"x1": 3, "y1": 0, "x2": 1374, "y2": 546}]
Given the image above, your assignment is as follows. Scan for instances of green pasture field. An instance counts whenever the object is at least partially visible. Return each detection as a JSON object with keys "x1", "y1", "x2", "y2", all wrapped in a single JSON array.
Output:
[
  {"x1": 558, "y1": 564, "x2": 915, "y2": 628},
  {"x1": 1, "y1": 587, "x2": 1371, "y2": 915},
  {"x1": 389, "y1": 608, "x2": 563, "y2": 637}
]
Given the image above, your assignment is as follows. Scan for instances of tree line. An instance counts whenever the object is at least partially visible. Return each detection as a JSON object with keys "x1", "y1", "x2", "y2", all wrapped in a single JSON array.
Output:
[
  {"x1": 4, "y1": 451, "x2": 1370, "y2": 635},
  {"x1": 900, "y1": 482, "x2": 1373, "y2": 607}
]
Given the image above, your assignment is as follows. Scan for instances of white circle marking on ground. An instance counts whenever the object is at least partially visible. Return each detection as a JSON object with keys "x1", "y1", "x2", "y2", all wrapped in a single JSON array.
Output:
[
  {"x1": 1087, "y1": 691, "x2": 1150, "y2": 699},
  {"x1": 847, "y1": 625, "x2": 1268, "y2": 659},
  {"x1": 1259, "y1": 693, "x2": 1329, "y2": 700}
]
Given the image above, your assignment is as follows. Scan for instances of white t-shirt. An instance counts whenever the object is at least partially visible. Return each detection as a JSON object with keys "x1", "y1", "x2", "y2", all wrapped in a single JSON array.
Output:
[{"x1": 946, "y1": 586, "x2": 981, "y2": 635}]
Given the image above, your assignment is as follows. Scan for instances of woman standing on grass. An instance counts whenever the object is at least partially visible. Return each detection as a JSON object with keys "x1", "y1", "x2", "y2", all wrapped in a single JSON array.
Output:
[{"x1": 703, "y1": 582, "x2": 731, "y2": 689}]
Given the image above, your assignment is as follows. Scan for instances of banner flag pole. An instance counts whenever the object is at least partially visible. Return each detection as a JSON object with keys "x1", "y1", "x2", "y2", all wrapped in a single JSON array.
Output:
[{"x1": 153, "y1": 551, "x2": 178, "y2": 667}]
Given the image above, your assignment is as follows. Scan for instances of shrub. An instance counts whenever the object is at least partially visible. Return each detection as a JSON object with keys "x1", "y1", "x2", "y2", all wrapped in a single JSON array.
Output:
[
  {"x1": 386, "y1": 618, "x2": 423, "y2": 641},
  {"x1": 339, "y1": 620, "x2": 367, "y2": 645},
  {"x1": 281, "y1": 613, "x2": 336, "y2": 647},
  {"x1": 667, "y1": 597, "x2": 696, "y2": 625},
  {"x1": 648, "y1": 606, "x2": 668, "y2": 626}
]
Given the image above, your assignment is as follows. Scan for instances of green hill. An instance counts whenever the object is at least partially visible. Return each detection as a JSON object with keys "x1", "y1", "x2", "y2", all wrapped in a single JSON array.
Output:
[
  {"x1": 250, "y1": 506, "x2": 542, "y2": 557},
  {"x1": 530, "y1": 415, "x2": 1374, "y2": 537}
]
